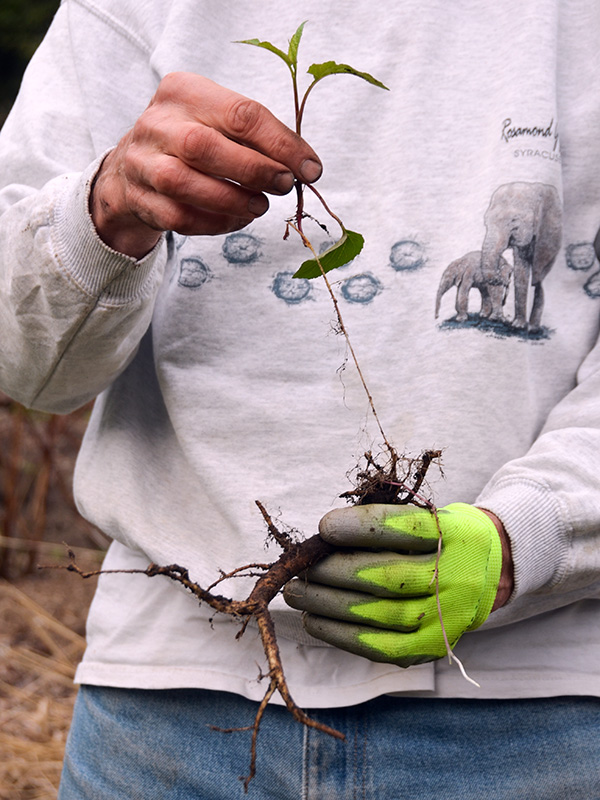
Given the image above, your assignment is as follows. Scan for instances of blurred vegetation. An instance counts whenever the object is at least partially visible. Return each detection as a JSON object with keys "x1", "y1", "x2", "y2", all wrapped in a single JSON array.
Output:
[
  {"x1": 0, "y1": 1, "x2": 104, "y2": 577},
  {"x1": 0, "y1": 393, "x2": 102, "y2": 579},
  {"x1": 0, "y1": 0, "x2": 60, "y2": 124}
]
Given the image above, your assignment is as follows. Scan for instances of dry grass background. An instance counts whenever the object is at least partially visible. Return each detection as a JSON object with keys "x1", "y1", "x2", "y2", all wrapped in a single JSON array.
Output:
[
  {"x1": 0, "y1": 573, "x2": 87, "y2": 799},
  {"x1": 0, "y1": 395, "x2": 104, "y2": 799},
  {"x1": 0, "y1": 555, "x2": 100, "y2": 799}
]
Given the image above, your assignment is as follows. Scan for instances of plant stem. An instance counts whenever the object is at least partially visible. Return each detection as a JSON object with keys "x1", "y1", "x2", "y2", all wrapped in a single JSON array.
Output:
[
  {"x1": 294, "y1": 181, "x2": 304, "y2": 232},
  {"x1": 289, "y1": 68, "x2": 307, "y2": 233},
  {"x1": 297, "y1": 79, "x2": 319, "y2": 132},
  {"x1": 291, "y1": 67, "x2": 301, "y2": 135},
  {"x1": 306, "y1": 184, "x2": 345, "y2": 230},
  {"x1": 287, "y1": 221, "x2": 392, "y2": 452}
]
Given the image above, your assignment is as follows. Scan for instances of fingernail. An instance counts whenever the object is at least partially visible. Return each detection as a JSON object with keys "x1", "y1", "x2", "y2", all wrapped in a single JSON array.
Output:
[
  {"x1": 300, "y1": 158, "x2": 322, "y2": 183},
  {"x1": 248, "y1": 194, "x2": 269, "y2": 217},
  {"x1": 273, "y1": 171, "x2": 295, "y2": 194}
]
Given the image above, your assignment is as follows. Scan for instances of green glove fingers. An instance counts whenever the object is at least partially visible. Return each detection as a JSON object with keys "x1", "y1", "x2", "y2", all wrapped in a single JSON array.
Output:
[
  {"x1": 304, "y1": 550, "x2": 436, "y2": 597},
  {"x1": 300, "y1": 615, "x2": 442, "y2": 667},
  {"x1": 284, "y1": 581, "x2": 427, "y2": 631},
  {"x1": 284, "y1": 503, "x2": 503, "y2": 667}
]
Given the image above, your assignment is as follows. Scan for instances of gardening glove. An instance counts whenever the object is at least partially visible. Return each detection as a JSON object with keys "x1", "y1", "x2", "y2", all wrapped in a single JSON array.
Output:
[{"x1": 284, "y1": 503, "x2": 502, "y2": 667}]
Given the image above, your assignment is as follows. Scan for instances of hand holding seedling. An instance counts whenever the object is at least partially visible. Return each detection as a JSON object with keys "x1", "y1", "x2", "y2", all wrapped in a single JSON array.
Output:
[
  {"x1": 90, "y1": 72, "x2": 322, "y2": 259},
  {"x1": 285, "y1": 504, "x2": 509, "y2": 669}
]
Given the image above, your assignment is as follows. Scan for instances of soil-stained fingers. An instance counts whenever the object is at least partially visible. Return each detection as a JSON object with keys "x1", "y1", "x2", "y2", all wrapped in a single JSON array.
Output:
[
  {"x1": 149, "y1": 72, "x2": 322, "y2": 189},
  {"x1": 123, "y1": 149, "x2": 271, "y2": 229},
  {"x1": 91, "y1": 71, "x2": 322, "y2": 256}
]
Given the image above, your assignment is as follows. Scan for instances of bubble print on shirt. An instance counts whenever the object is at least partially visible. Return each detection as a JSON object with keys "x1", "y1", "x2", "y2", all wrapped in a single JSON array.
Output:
[
  {"x1": 178, "y1": 257, "x2": 213, "y2": 289},
  {"x1": 565, "y1": 242, "x2": 596, "y2": 271},
  {"x1": 271, "y1": 271, "x2": 313, "y2": 305},
  {"x1": 389, "y1": 240, "x2": 427, "y2": 272},
  {"x1": 340, "y1": 273, "x2": 382, "y2": 304},
  {"x1": 222, "y1": 232, "x2": 262, "y2": 265},
  {"x1": 563, "y1": 242, "x2": 600, "y2": 299}
]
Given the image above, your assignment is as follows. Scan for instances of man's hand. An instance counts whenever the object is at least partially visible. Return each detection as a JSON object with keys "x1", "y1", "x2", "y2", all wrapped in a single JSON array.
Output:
[
  {"x1": 284, "y1": 503, "x2": 513, "y2": 667},
  {"x1": 90, "y1": 72, "x2": 322, "y2": 258}
]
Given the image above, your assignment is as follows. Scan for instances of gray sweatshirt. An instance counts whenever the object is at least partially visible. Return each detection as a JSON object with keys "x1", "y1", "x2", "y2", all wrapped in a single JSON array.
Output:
[{"x1": 0, "y1": 0, "x2": 599, "y2": 704}]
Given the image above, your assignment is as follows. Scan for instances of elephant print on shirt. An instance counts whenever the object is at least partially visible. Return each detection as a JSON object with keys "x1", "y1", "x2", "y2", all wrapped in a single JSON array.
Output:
[
  {"x1": 435, "y1": 250, "x2": 512, "y2": 322},
  {"x1": 481, "y1": 182, "x2": 561, "y2": 331},
  {"x1": 436, "y1": 182, "x2": 562, "y2": 334}
]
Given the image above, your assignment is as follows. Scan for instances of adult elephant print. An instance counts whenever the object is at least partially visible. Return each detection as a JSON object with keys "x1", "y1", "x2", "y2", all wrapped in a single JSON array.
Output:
[{"x1": 482, "y1": 182, "x2": 561, "y2": 331}]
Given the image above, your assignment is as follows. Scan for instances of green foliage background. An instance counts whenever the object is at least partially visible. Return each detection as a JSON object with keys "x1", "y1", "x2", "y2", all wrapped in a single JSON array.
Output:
[{"x1": 0, "y1": 0, "x2": 60, "y2": 124}]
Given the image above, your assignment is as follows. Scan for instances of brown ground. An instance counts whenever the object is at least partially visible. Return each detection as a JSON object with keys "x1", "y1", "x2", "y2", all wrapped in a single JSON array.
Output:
[
  {"x1": 0, "y1": 551, "x2": 101, "y2": 800},
  {"x1": 0, "y1": 398, "x2": 104, "y2": 800}
]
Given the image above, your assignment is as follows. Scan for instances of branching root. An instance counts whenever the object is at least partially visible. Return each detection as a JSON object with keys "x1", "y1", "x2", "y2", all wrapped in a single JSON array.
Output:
[
  {"x1": 47, "y1": 449, "x2": 451, "y2": 789},
  {"x1": 47, "y1": 510, "x2": 341, "y2": 791}
]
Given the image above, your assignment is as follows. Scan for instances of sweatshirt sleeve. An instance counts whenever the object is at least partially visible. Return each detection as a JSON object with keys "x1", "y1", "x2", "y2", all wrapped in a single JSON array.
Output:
[
  {"x1": 475, "y1": 329, "x2": 600, "y2": 628},
  {"x1": 0, "y1": 1, "x2": 166, "y2": 414}
]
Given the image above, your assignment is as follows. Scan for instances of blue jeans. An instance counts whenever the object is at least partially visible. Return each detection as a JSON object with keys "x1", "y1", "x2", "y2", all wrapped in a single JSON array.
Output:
[{"x1": 58, "y1": 686, "x2": 600, "y2": 799}]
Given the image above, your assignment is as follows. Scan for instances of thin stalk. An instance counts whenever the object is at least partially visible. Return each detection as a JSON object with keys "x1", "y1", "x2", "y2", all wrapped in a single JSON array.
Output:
[
  {"x1": 297, "y1": 79, "x2": 319, "y2": 132},
  {"x1": 290, "y1": 67, "x2": 307, "y2": 232},
  {"x1": 294, "y1": 181, "x2": 305, "y2": 232},
  {"x1": 306, "y1": 183, "x2": 345, "y2": 230},
  {"x1": 291, "y1": 66, "x2": 301, "y2": 135},
  {"x1": 287, "y1": 220, "x2": 392, "y2": 452}
]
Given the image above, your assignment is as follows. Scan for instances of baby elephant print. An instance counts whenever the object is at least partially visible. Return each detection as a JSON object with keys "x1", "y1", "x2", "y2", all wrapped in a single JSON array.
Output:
[{"x1": 435, "y1": 251, "x2": 511, "y2": 322}]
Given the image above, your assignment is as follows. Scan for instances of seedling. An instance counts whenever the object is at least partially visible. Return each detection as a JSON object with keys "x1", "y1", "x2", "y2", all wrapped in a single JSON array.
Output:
[
  {"x1": 239, "y1": 24, "x2": 399, "y2": 453},
  {"x1": 237, "y1": 21, "x2": 388, "y2": 279}
]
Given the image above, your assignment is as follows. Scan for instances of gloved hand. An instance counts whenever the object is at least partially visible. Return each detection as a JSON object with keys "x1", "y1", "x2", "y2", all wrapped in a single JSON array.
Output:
[{"x1": 284, "y1": 503, "x2": 503, "y2": 667}]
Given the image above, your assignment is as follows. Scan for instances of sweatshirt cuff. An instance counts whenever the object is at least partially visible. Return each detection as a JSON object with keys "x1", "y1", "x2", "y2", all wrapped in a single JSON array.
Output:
[
  {"x1": 475, "y1": 477, "x2": 569, "y2": 600},
  {"x1": 52, "y1": 151, "x2": 165, "y2": 302}
]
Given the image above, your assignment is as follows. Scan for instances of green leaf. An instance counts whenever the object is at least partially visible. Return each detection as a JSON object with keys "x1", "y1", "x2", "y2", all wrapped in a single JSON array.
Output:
[
  {"x1": 293, "y1": 230, "x2": 365, "y2": 279},
  {"x1": 288, "y1": 21, "x2": 307, "y2": 69},
  {"x1": 235, "y1": 37, "x2": 292, "y2": 69},
  {"x1": 307, "y1": 61, "x2": 389, "y2": 90}
]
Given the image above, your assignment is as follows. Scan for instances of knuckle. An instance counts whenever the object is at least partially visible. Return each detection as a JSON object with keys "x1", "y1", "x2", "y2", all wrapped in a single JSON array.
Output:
[
  {"x1": 125, "y1": 185, "x2": 157, "y2": 227},
  {"x1": 130, "y1": 114, "x2": 147, "y2": 142},
  {"x1": 235, "y1": 156, "x2": 273, "y2": 191},
  {"x1": 180, "y1": 125, "x2": 219, "y2": 167},
  {"x1": 271, "y1": 129, "x2": 309, "y2": 169},
  {"x1": 206, "y1": 180, "x2": 236, "y2": 209},
  {"x1": 123, "y1": 184, "x2": 142, "y2": 215},
  {"x1": 226, "y1": 97, "x2": 264, "y2": 137},
  {"x1": 131, "y1": 107, "x2": 163, "y2": 146},
  {"x1": 157, "y1": 202, "x2": 193, "y2": 235},
  {"x1": 163, "y1": 207, "x2": 190, "y2": 234},
  {"x1": 126, "y1": 185, "x2": 181, "y2": 234},
  {"x1": 155, "y1": 71, "x2": 186, "y2": 100},
  {"x1": 153, "y1": 160, "x2": 186, "y2": 197},
  {"x1": 122, "y1": 142, "x2": 145, "y2": 180}
]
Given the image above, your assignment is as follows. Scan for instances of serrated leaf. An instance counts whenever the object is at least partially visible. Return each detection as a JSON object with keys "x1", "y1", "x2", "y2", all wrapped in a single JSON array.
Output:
[
  {"x1": 236, "y1": 37, "x2": 292, "y2": 68},
  {"x1": 293, "y1": 230, "x2": 364, "y2": 280},
  {"x1": 307, "y1": 61, "x2": 389, "y2": 90},
  {"x1": 288, "y1": 21, "x2": 307, "y2": 69}
]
